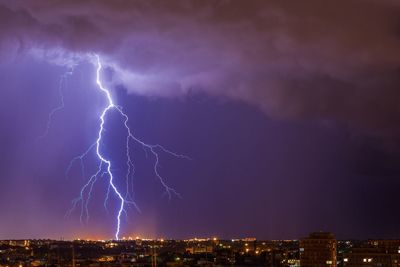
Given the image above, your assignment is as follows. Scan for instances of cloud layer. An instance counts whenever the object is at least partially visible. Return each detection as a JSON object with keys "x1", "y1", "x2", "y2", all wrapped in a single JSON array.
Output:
[{"x1": 2, "y1": 0, "x2": 400, "y2": 132}]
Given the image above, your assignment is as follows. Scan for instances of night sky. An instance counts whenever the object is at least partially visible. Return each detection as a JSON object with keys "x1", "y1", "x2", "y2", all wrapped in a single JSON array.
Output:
[{"x1": 1, "y1": 0, "x2": 400, "y2": 240}]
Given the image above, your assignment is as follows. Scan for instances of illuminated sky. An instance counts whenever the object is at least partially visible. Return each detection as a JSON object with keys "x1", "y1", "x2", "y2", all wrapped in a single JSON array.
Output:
[{"x1": 1, "y1": 0, "x2": 400, "y2": 240}]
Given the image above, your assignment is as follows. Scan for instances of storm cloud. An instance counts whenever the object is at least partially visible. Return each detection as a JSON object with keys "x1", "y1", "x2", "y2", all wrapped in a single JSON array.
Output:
[{"x1": 1, "y1": 0, "x2": 400, "y2": 132}]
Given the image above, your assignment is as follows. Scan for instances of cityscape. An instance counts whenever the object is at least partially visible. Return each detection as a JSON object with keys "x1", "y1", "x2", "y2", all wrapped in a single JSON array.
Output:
[
  {"x1": 2, "y1": 1, "x2": 400, "y2": 267},
  {"x1": 2, "y1": 233, "x2": 400, "y2": 266}
]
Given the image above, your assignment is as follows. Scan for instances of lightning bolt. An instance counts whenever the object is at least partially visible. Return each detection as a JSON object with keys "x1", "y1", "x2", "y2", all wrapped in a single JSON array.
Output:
[
  {"x1": 37, "y1": 68, "x2": 73, "y2": 141},
  {"x1": 65, "y1": 54, "x2": 189, "y2": 240}
]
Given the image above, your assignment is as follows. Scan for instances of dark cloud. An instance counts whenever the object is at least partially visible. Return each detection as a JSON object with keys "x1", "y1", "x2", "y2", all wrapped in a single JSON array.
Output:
[{"x1": 1, "y1": 0, "x2": 400, "y2": 132}]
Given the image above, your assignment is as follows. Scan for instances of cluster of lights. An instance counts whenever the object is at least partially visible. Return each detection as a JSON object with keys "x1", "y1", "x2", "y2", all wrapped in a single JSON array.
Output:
[
  {"x1": 363, "y1": 258, "x2": 373, "y2": 263},
  {"x1": 185, "y1": 237, "x2": 218, "y2": 242}
]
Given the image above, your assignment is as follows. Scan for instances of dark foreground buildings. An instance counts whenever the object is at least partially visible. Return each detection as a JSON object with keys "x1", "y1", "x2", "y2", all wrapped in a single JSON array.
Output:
[
  {"x1": 299, "y1": 232, "x2": 337, "y2": 267},
  {"x1": 1, "y1": 233, "x2": 400, "y2": 266},
  {"x1": 341, "y1": 240, "x2": 400, "y2": 267}
]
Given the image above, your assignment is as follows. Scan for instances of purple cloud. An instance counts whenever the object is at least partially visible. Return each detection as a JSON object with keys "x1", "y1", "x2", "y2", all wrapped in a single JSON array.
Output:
[{"x1": 1, "y1": 0, "x2": 400, "y2": 132}]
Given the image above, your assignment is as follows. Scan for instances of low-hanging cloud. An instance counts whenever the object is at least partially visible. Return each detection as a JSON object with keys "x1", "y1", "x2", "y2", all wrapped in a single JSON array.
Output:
[{"x1": 1, "y1": 0, "x2": 400, "y2": 133}]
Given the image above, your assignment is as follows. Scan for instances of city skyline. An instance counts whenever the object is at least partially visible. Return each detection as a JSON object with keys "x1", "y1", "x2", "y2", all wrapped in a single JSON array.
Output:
[
  {"x1": 1, "y1": 232, "x2": 400, "y2": 267},
  {"x1": 1, "y1": 0, "x2": 400, "y2": 241}
]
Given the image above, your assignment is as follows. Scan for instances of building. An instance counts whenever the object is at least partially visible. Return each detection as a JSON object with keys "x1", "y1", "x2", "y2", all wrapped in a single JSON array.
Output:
[
  {"x1": 300, "y1": 232, "x2": 337, "y2": 267},
  {"x1": 369, "y1": 240, "x2": 400, "y2": 254},
  {"x1": 342, "y1": 247, "x2": 400, "y2": 267},
  {"x1": 186, "y1": 245, "x2": 213, "y2": 254}
]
